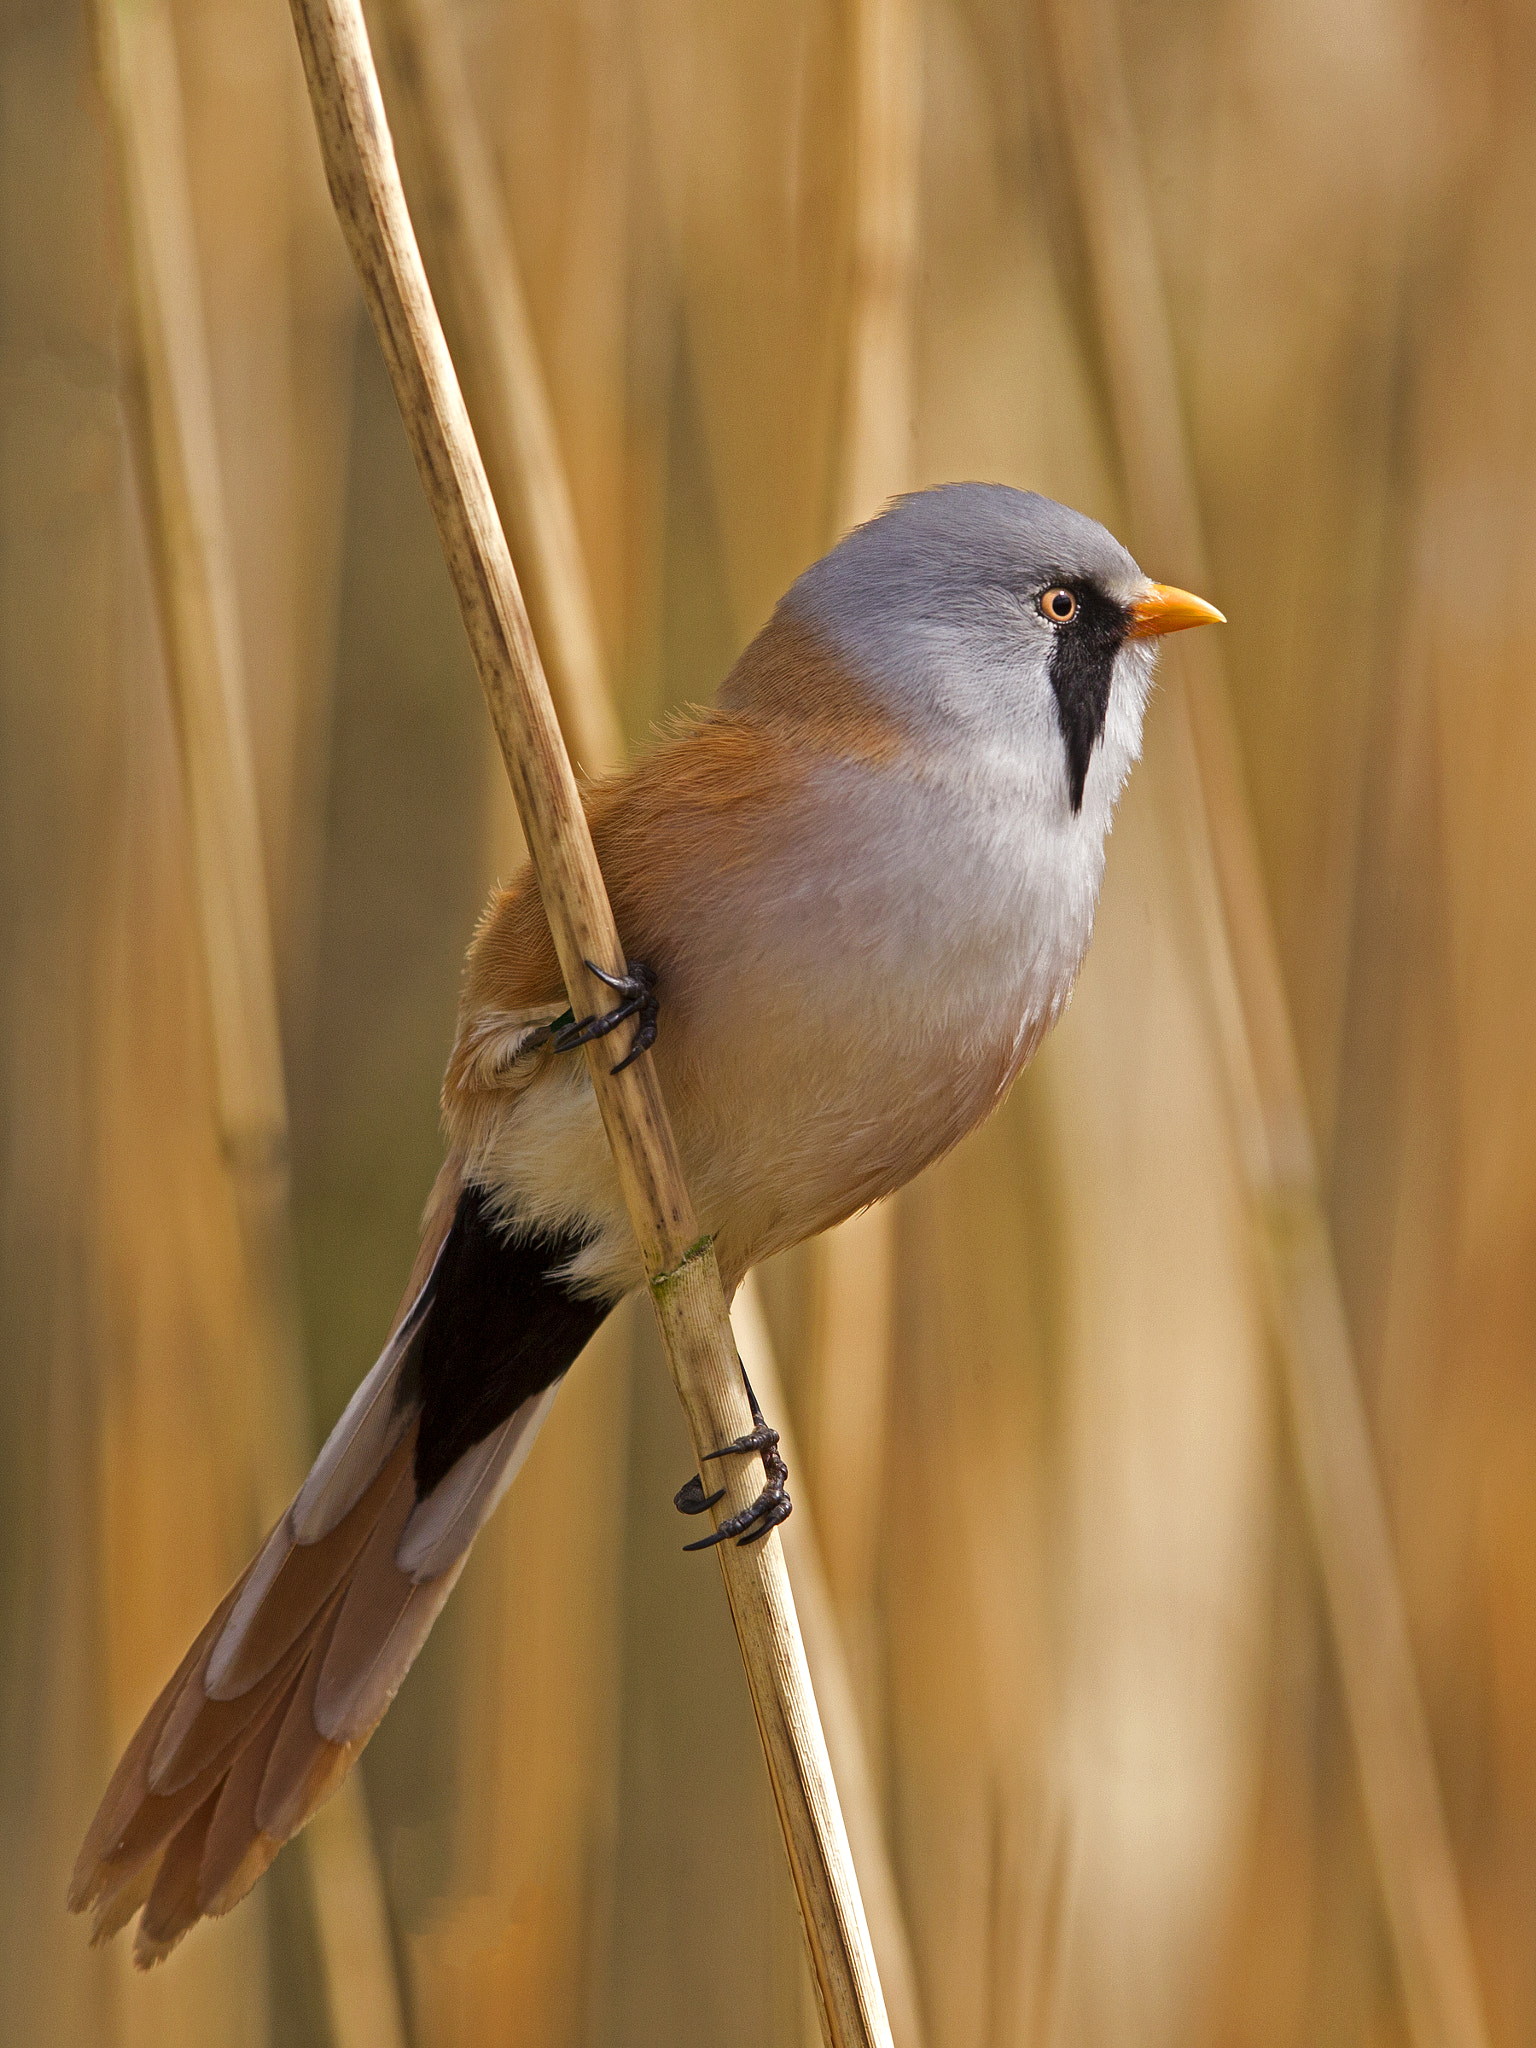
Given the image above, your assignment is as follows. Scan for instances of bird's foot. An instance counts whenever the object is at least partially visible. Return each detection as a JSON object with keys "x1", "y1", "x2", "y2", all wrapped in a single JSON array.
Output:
[
  {"x1": 551, "y1": 959, "x2": 658, "y2": 1075},
  {"x1": 673, "y1": 1366, "x2": 792, "y2": 1550}
]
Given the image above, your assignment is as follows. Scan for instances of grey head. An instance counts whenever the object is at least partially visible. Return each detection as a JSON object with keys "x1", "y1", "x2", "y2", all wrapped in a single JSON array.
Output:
[{"x1": 769, "y1": 482, "x2": 1157, "y2": 817}]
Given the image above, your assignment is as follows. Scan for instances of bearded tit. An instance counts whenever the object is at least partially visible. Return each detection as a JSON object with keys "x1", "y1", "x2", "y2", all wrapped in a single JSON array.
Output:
[{"x1": 71, "y1": 481, "x2": 1222, "y2": 1962}]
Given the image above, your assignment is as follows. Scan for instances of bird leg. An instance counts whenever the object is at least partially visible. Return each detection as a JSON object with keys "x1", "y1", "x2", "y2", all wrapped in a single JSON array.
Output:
[
  {"x1": 674, "y1": 1364, "x2": 792, "y2": 1549},
  {"x1": 550, "y1": 959, "x2": 659, "y2": 1074}
]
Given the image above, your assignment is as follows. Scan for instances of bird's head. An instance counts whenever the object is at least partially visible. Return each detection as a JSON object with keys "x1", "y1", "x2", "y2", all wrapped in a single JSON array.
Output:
[{"x1": 765, "y1": 482, "x2": 1222, "y2": 820}]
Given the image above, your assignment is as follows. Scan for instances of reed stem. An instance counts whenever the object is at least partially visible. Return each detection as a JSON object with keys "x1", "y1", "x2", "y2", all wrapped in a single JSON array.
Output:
[
  {"x1": 735, "y1": 1279, "x2": 928, "y2": 2048},
  {"x1": 284, "y1": 2, "x2": 892, "y2": 2039}
]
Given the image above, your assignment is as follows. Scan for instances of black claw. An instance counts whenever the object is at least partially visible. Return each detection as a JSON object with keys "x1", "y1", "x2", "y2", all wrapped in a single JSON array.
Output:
[
  {"x1": 674, "y1": 1473, "x2": 726, "y2": 1517},
  {"x1": 677, "y1": 1360, "x2": 792, "y2": 1550},
  {"x1": 611, "y1": 1014, "x2": 657, "y2": 1074},
  {"x1": 736, "y1": 1494, "x2": 794, "y2": 1547},
  {"x1": 551, "y1": 960, "x2": 659, "y2": 1074},
  {"x1": 702, "y1": 1422, "x2": 780, "y2": 1463},
  {"x1": 682, "y1": 1482, "x2": 792, "y2": 1551}
]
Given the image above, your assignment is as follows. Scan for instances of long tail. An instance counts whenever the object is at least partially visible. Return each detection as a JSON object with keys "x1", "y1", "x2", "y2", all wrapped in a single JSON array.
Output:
[{"x1": 69, "y1": 1170, "x2": 613, "y2": 1966}]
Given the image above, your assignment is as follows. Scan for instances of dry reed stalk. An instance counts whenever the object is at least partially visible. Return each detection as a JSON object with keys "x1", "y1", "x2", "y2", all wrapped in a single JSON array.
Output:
[
  {"x1": 736, "y1": 1279, "x2": 928, "y2": 2048},
  {"x1": 1044, "y1": 4, "x2": 1490, "y2": 2046},
  {"x1": 800, "y1": 0, "x2": 919, "y2": 2027},
  {"x1": 91, "y1": 723, "x2": 274, "y2": 2045},
  {"x1": 0, "y1": 16, "x2": 276, "y2": 2041},
  {"x1": 93, "y1": 4, "x2": 406, "y2": 2042},
  {"x1": 284, "y1": 2, "x2": 891, "y2": 2039},
  {"x1": 99, "y1": 0, "x2": 285, "y2": 1185},
  {"x1": 1172, "y1": 0, "x2": 1416, "y2": 1173},
  {"x1": 1158, "y1": 14, "x2": 1430, "y2": 2032}
]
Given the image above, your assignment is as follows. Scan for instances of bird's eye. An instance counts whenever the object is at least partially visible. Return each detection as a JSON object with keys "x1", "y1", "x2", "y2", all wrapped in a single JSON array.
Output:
[{"x1": 1039, "y1": 587, "x2": 1077, "y2": 625}]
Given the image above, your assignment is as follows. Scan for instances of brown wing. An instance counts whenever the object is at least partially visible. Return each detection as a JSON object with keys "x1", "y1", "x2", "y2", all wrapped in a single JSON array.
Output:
[{"x1": 449, "y1": 612, "x2": 908, "y2": 1091}]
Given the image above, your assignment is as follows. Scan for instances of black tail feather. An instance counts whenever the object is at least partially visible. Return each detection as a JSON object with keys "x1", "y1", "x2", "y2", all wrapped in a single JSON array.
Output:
[{"x1": 401, "y1": 1185, "x2": 613, "y2": 1498}]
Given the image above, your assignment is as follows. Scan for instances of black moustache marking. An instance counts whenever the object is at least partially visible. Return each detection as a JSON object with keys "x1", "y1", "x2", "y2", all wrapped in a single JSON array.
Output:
[
  {"x1": 1046, "y1": 583, "x2": 1130, "y2": 813},
  {"x1": 400, "y1": 1183, "x2": 615, "y2": 1498}
]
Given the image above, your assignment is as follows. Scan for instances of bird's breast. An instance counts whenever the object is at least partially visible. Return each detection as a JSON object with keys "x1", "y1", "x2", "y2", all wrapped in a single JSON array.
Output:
[{"x1": 663, "y1": 751, "x2": 1106, "y2": 1273}]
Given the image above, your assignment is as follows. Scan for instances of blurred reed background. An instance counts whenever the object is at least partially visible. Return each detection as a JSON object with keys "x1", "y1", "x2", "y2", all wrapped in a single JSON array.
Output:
[{"x1": 2, "y1": 0, "x2": 1533, "y2": 2044}]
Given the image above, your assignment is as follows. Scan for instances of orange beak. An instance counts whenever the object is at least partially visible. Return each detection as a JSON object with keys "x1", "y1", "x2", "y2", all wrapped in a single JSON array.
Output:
[{"x1": 1126, "y1": 582, "x2": 1226, "y2": 638}]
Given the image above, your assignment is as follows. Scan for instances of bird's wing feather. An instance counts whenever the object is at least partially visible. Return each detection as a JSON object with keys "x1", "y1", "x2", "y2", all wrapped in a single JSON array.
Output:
[
  {"x1": 135, "y1": 1789, "x2": 220, "y2": 1965},
  {"x1": 447, "y1": 674, "x2": 902, "y2": 1101},
  {"x1": 312, "y1": 1457, "x2": 468, "y2": 1745},
  {"x1": 451, "y1": 710, "x2": 807, "y2": 1041},
  {"x1": 287, "y1": 1248, "x2": 438, "y2": 1545},
  {"x1": 196, "y1": 1679, "x2": 297, "y2": 1915},
  {"x1": 395, "y1": 1378, "x2": 564, "y2": 1580},
  {"x1": 253, "y1": 1600, "x2": 360, "y2": 1836},
  {"x1": 70, "y1": 1581, "x2": 242, "y2": 1898},
  {"x1": 151, "y1": 1620, "x2": 312, "y2": 1794},
  {"x1": 70, "y1": 1156, "x2": 588, "y2": 1963},
  {"x1": 203, "y1": 1465, "x2": 389, "y2": 1701}
]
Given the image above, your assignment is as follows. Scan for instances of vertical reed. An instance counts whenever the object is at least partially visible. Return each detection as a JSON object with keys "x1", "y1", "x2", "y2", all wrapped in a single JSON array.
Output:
[{"x1": 736, "y1": 1280, "x2": 929, "y2": 2048}]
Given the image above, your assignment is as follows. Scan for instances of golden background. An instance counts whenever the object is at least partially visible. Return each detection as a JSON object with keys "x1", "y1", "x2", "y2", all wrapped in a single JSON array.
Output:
[{"x1": 2, "y1": 0, "x2": 1532, "y2": 2045}]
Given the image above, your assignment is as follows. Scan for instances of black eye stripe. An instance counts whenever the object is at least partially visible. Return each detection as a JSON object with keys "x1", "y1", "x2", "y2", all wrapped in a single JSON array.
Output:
[{"x1": 1042, "y1": 583, "x2": 1131, "y2": 814}]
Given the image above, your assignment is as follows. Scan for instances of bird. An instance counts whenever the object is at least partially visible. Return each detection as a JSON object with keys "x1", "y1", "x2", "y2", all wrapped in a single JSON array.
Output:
[{"x1": 69, "y1": 481, "x2": 1222, "y2": 1964}]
